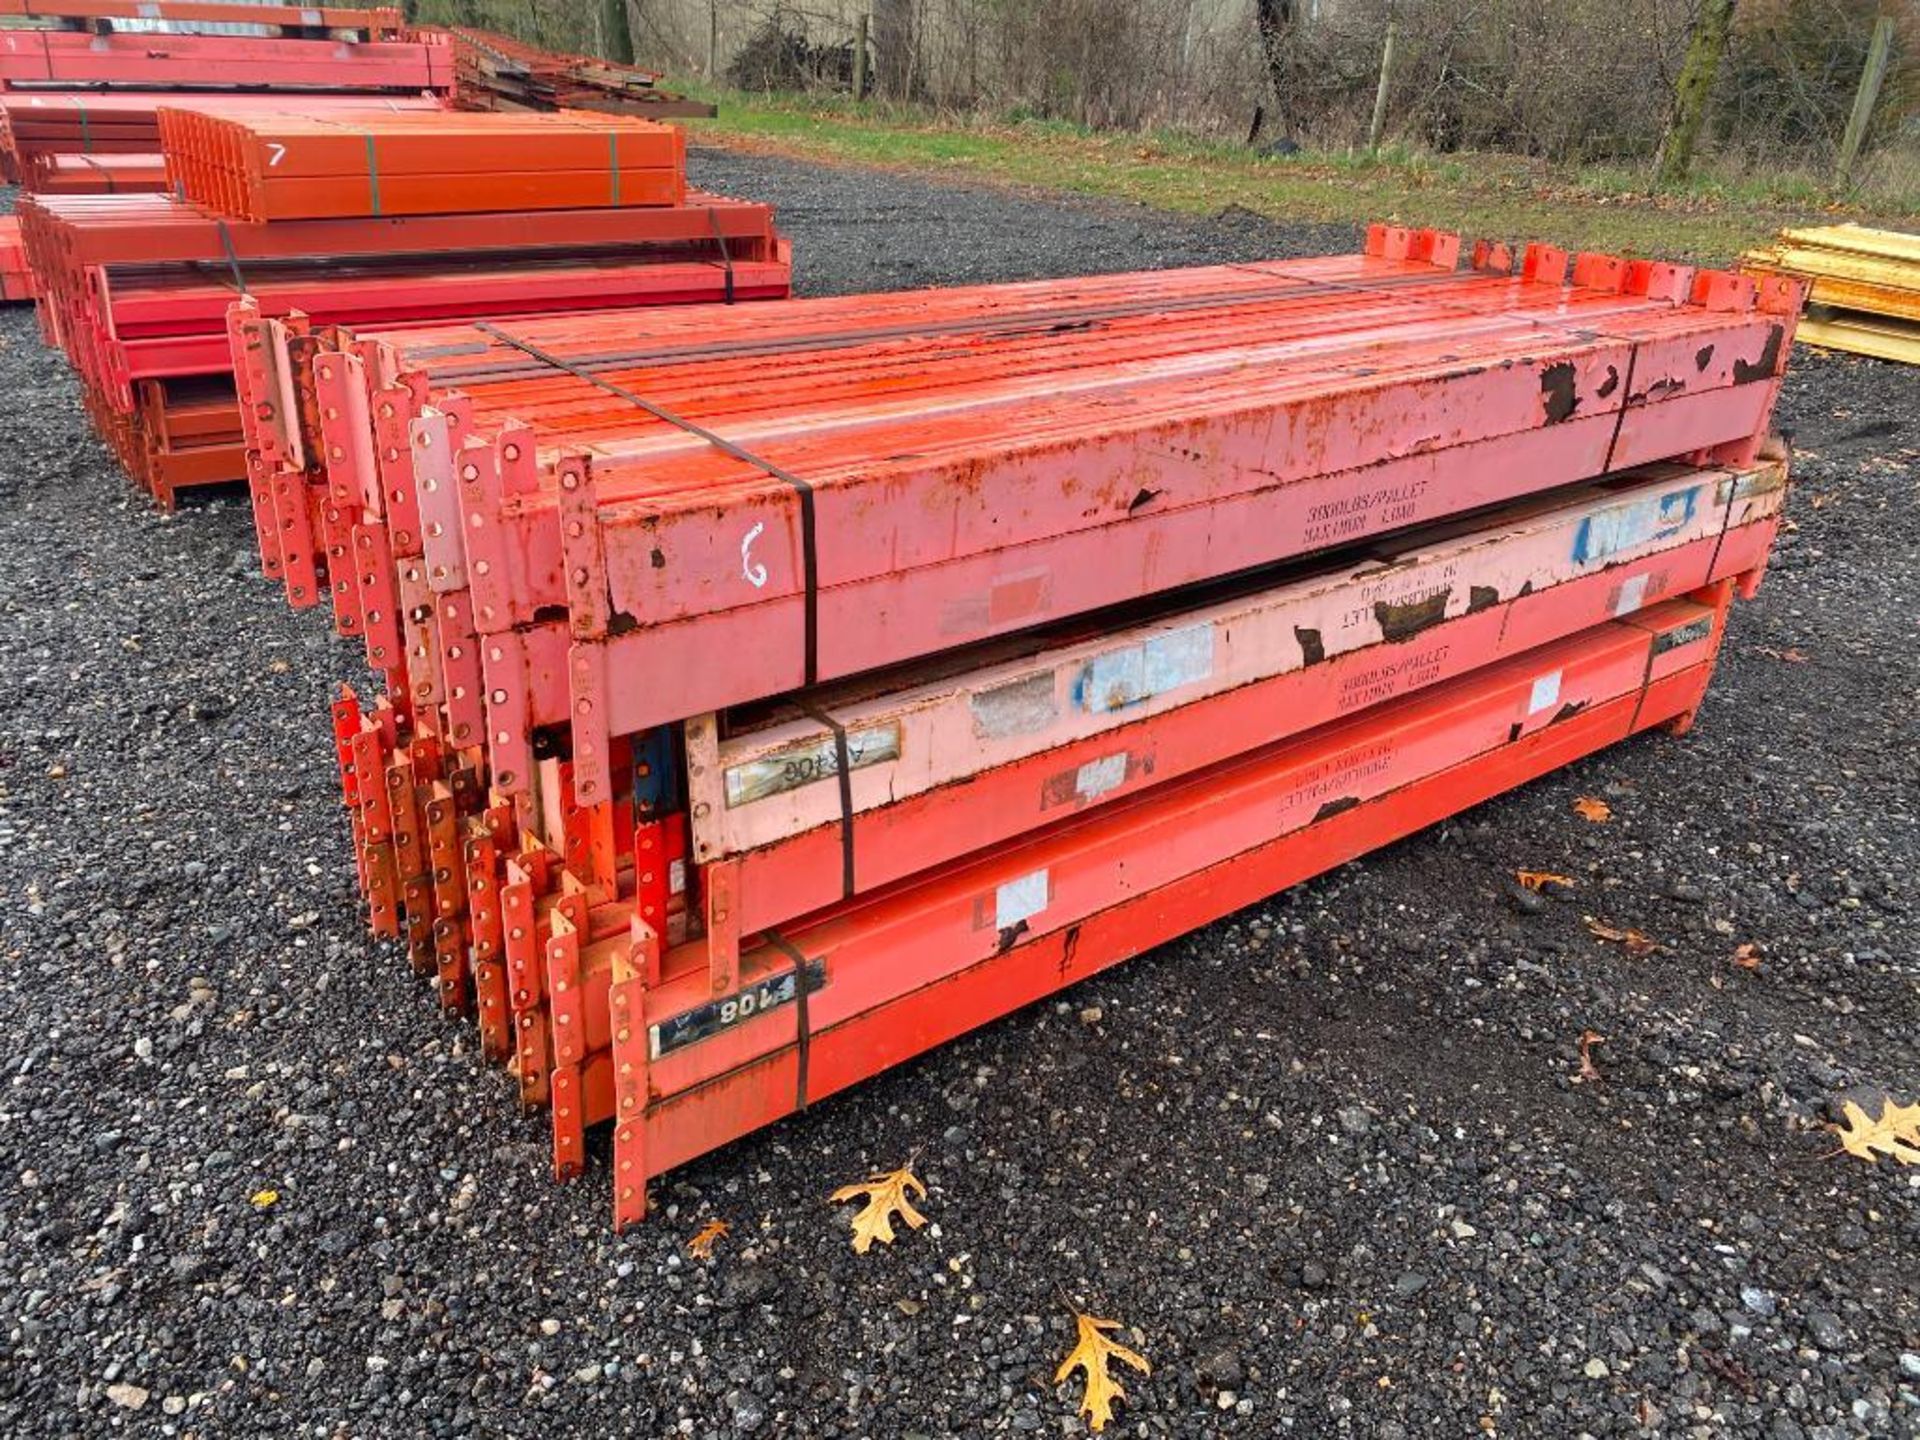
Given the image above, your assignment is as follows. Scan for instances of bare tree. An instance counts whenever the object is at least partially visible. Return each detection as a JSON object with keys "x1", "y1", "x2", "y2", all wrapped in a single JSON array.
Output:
[
  {"x1": 1254, "y1": 0, "x2": 1298, "y2": 138},
  {"x1": 1658, "y1": 0, "x2": 1737, "y2": 182},
  {"x1": 874, "y1": 0, "x2": 917, "y2": 98},
  {"x1": 604, "y1": 0, "x2": 636, "y2": 63}
]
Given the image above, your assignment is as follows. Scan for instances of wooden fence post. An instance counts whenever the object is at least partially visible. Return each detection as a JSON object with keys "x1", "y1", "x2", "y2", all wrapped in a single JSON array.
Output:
[{"x1": 1368, "y1": 20, "x2": 1398, "y2": 151}]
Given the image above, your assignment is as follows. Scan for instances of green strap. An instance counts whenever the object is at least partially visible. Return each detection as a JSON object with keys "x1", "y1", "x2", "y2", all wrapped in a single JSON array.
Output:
[
  {"x1": 609, "y1": 131, "x2": 620, "y2": 206},
  {"x1": 363, "y1": 133, "x2": 382, "y2": 216},
  {"x1": 77, "y1": 100, "x2": 90, "y2": 153}
]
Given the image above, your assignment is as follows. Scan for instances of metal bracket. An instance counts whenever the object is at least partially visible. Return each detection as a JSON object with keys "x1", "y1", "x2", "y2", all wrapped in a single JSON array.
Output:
[
  {"x1": 609, "y1": 928, "x2": 657, "y2": 1232},
  {"x1": 480, "y1": 627, "x2": 534, "y2": 794}
]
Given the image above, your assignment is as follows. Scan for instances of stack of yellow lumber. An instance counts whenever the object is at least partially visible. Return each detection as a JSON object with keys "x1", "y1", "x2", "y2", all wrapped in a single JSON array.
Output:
[{"x1": 1743, "y1": 223, "x2": 1920, "y2": 365}]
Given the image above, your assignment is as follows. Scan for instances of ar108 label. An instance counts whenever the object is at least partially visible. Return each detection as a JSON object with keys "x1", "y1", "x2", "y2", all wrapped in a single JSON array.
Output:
[
  {"x1": 724, "y1": 723, "x2": 901, "y2": 808},
  {"x1": 649, "y1": 959, "x2": 827, "y2": 1059}
]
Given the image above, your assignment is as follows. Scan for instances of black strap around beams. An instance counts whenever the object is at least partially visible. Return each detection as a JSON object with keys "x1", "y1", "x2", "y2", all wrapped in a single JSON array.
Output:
[
  {"x1": 704, "y1": 205, "x2": 736, "y2": 305},
  {"x1": 1600, "y1": 339, "x2": 1642, "y2": 475},
  {"x1": 761, "y1": 929, "x2": 813, "y2": 1111},
  {"x1": 471, "y1": 321, "x2": 820, "y2": 686},
  {"x1": 214, "y1": 217, "x2": 248, "y2": 296},
  {"x1": 798, "y1": 700, "x2": 856, "y2": 900}
]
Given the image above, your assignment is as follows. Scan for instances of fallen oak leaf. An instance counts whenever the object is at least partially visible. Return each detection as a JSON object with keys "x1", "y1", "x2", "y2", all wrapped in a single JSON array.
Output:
[
  {"x1": 1731, "y1": 943, "x2": 1761, "y2": 970},
  {"x1": 1575, "y1": 1029, "x2": 1606, "y2": 1083},
  {"x1": 687, "y1": 1218, "x2": 731, "y2": 1259},
  {"x1": 1055, "y1": 1307, "x2": 1150, "y2": 1432},
  {"x1": 1584, "y1": 917, "x2": 1659, "y2": 957},
  {"x1": 830, "y1": 1163, "x2": 928, "y2": 1253},
  {"x1": 1572, "y1": 797, "x2": 1612, "y2": 822},
  {"x1": 1753, "y1": 646, "x2": 1809, "y2": 664},
  {"x1": 1830, "y1": 1097, "x2": 1920, "y2": 1166},
  {"x1": 1516, "y1": 869, "x2": 1576, "y2": 893}
]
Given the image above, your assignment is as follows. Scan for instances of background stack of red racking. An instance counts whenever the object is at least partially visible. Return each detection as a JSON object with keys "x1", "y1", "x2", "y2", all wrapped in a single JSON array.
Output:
[
  {"x1": 12, "y1": 106, "x2": 789, "y2": 506},
  {"x1": 0, "y1": 0, "x2": 452, "y2": 195},
  {"x1": 0, "y1": 214, "x2": 31, "y2": 300}
]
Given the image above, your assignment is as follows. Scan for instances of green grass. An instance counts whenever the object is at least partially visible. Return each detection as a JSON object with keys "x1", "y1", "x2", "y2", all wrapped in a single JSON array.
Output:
[{"x1": 681, "y1": 87, "x2": 1919, "y2": 264}]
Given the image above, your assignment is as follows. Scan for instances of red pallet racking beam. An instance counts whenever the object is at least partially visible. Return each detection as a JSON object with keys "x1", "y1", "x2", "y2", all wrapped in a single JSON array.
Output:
[
  {"x1": 0, "y1": 0, "x2": 406, "y2": 34},
  {"x1": 157, "y1": 108, "x2": 688, "y2": 221},
  {"x1": 0, "y1": 28, "x2": 451, "y2": 90},
  {"x1": 15, "y1": 189, "x2": 782, "y2": 268}
]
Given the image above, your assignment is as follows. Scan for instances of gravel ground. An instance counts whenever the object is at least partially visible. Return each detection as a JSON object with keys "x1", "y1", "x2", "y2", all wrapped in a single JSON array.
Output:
[{"x1": 0, "y1": 151, "x2": 1915, "y2": 1439}]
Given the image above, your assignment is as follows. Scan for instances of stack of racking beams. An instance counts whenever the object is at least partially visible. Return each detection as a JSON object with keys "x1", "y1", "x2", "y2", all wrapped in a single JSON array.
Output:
[
  {"x1": 0, "y1": 216, "x2": 33, "y2": 302},
  {"x1": 159, "y1": 108, "x2": 686, "y2": 220},
  {"x1": 446, "y1": 27, "x2": 715, "y2": 118},
  {"x1": 0, "y1": 28, "x2": 450, "y2": 91},
  {"x1": 15, "y1": 111, "x2": 790, "y2": 507},
  {"x1": 1744, "y1": 222, "x2": 1920, "y2": 365},
  {"x1": 228, "y1": 225, "x2": 1803, "y2": 1227},
  {"x1": 0, "y1": 0, "x2": 408, "y2": 33},
  {"x1": 0, "y1": 0, "x2": 452, "y2": 195}
]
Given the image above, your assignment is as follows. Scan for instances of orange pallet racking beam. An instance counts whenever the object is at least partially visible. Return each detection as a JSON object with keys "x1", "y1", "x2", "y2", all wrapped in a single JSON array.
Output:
[
  {"x1": 30, "y1": 150, "x2": 166, "y2": 193},
  {"x1": 157, "y1": 108, "x2": 688, "y2": 221},
  {"x1": 15, "y1": 188, "x2": 781, "y2": 269},
  {"x1": 0, "y1": 29, "x2": 452, "y2": 90},
  {"x1": 0, "y1": 216, "x2": 33, "y2": 302},
  {"x1": 0, "y1": 0, "x2": 405, "y2": 33}
]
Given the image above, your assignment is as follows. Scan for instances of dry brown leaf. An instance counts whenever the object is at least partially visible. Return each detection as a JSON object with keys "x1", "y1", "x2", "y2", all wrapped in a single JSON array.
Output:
[
  {"x1": 1831, "y1": 1097, "x2": 1920, "y2": 1166},
  {"x1": 1754, "y1": 646, "x2": 1810, "y2": 664},
  {"x1": 1055, "y1": 1309, "x2": 1150, "y2": 1433},
  {"x1": 1572, "y1": 797, "x2": 1613, "y2": 822},
  {"x1": 1731, "y1": 943, "x2": 1762, "y2": 970},
  {"x1": 1584, "y1": 917, "x2": 1658, "y2": 956},
  {"x1": 687, "y1": 1218, "x2": 730, "y2": 1259},
  {"x1": 1575, "y1": 1029, "x2": 1606, "y2": 1082},
  {"x1": 829, "y1": 1164, "x2": 928, "y2": 1253},
  {"x1": 1517, "y1": 869, "x2": 1576, "y2": 892}
]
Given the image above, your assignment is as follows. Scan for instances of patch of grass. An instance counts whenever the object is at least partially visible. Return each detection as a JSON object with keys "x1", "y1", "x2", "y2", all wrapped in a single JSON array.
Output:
[{"x1": 682, "y1": 86, "x2": 1919, "y2": 264}]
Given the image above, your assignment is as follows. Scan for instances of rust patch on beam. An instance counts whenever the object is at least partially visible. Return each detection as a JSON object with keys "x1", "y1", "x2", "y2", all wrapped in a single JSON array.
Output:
[
  {"x1": 1374, "y1": 588, "x2": 1450, "y2": 641},
  {"x1": 1541, "y1": 362, "x2": 1580, "y2": 423},
  {"x1": 1733, "y1": 325, "x2": 1784, "y2": 384}
]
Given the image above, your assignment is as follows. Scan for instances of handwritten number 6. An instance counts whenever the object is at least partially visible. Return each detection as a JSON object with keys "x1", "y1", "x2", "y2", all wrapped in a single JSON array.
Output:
[{"x1": 741, "y1": 522, "x2": 768, "y2": 589}]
